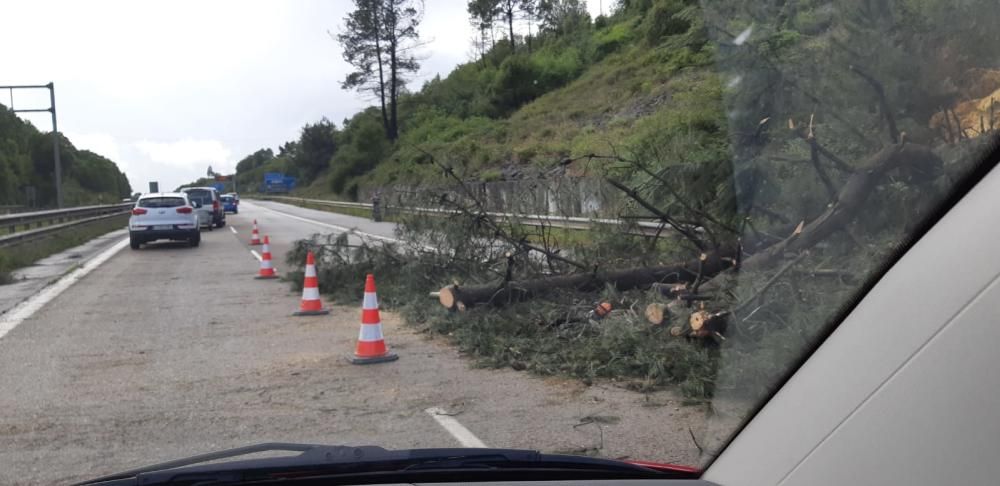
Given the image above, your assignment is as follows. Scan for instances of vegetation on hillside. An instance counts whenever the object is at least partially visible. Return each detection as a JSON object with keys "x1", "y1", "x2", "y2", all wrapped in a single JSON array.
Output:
[
  {"x1": 0, "y1": 104, "x2": 132, "y2": 207},
  {"x1": 230, "y1": 0, "x2": 717, "y2": 199}
]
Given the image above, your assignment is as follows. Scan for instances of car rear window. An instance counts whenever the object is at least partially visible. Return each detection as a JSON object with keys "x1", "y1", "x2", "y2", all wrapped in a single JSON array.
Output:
[
  {"x1": 221, "y1": 196, "x2": 233, "y2": 202},
  {"x1": 138, "y1": 197, "x2": 186, "y2": 208},
  {"x1": 185, "y1": 190, "x2": 213, "y2": 205}
]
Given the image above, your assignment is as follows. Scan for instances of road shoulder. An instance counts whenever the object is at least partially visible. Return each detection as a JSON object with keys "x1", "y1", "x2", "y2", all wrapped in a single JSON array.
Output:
[{"x1": 0, "y1": 228, "x2": 127, "y2": 317}]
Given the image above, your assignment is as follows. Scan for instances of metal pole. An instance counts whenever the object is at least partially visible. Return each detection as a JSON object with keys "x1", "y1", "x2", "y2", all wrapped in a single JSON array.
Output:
[{"x1": 49, "y1": 82, "x2": 63, "y2": 208}]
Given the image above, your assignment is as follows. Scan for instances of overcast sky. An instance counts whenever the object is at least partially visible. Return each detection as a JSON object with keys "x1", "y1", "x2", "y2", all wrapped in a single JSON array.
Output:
[{"x1": 1, "y1": 0, "x2": 604, "y2": 191}]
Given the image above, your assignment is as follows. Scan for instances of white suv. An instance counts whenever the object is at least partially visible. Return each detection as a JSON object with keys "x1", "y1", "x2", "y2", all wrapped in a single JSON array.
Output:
[{"x1": 129, "y1": 193, "x2": 201, "y2": 249}]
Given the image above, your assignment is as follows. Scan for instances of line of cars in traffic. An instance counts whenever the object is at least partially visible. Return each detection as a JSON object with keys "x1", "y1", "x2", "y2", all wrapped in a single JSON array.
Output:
[{"x1": 128, "y1": 187, "x2": 239, "y2": 249}]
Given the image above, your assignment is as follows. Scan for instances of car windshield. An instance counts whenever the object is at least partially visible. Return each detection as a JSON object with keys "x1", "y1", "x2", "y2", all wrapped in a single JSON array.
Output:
[
  {"x1": 184, "y1": 190, "x2": 213, "y2": 205},
  {"x1": 0, "y1": 1, "x2": 997, "y2": 484},
  {"x1": 138, "y1": 197, "x2": 185, "y2": 208}
]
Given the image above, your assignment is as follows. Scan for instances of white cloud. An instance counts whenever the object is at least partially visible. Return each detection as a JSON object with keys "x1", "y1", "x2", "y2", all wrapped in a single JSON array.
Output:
[
  {"x1": 134, "y1": 139, "x2": 233, "y2": 172},
  {"x1": 65, "y1": 132, "x2": 122, "y2": 161}
]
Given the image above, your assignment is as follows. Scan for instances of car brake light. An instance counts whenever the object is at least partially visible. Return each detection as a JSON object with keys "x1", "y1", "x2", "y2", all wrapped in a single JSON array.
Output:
[
  {"x1": 177, "y1": 207, "x2": 193, "y2": 214},
  {"x1": 213, "y1": 200, "x2": 220, "y2": 210},
  {"x1": 131, "y1": 208, "x2": 147, "y2": 215}
]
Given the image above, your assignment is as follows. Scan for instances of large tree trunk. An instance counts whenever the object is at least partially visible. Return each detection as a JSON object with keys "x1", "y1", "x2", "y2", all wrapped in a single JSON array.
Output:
[{"x1": 438, "y1": 245, "x2": 739, "y2": 310}]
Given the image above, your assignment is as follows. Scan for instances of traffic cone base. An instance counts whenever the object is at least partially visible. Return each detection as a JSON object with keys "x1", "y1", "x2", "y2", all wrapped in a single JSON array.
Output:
[
  {"x1": 293, "y1": 308, "x2": 329, "y2": 316},
  {"x1": 346, "y1": 351, "x2": 398, "y2": 365},
  {"x1": 254, "y1": 274, "x2": 280, "y2": 280}
]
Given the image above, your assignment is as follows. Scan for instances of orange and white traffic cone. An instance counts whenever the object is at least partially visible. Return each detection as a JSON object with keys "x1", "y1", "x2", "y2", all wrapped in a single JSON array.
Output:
[
  {"x1": 250, "y1": 220, "x2": 262, "y2": 246},
  {"x1": 348, "y1": 274, "x2": 398, "y2": 365},
  {"x1": 294, "y1": 251, "x2": 329, "y2": 316},
  {"x1": 254, "y1": 235, "x2": 279, "y2": 280}
]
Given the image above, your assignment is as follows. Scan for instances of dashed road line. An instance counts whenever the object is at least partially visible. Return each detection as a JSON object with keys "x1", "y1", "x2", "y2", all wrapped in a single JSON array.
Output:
[
  {"x1": 230, "y1": 226, "x2": 238, "y2": 234},
  {"x1": 250, "y1": 249, "x2": 262, "y2": 261},
  {"x1": 425, "y1": 407, "x2": 488, "y2": 448},
  {"x1": 0, "y1": 238, "x2": 129, "y2": 340}
]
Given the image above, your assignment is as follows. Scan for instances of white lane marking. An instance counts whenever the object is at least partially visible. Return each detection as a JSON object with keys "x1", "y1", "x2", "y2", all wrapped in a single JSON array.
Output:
[
  {"x1": 249, "y1": 201, "x2": 404, "y2": 244},
  {"x1": 230, "y1": 226, "x2": 238, "y2": 234},
  {"x1": 0, "y1": 238, "x2": 129, "y2": 340},
  {"x1": 425, "y1": 407, "x2": 488, "y2": 448}
]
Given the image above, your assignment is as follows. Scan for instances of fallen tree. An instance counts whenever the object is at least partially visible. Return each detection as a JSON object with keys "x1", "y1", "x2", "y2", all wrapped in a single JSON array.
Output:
[
  {"x1": 437, "y1": 246, "x2": 738, "y2": 310},
  {"x1": 436, "y1": 135, "x2": 942, "y2": 313}
]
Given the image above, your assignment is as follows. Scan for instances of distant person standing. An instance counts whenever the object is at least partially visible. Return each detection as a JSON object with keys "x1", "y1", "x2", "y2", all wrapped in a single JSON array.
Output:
[{"x1": 371, "y1": 191, "x2": 382, "y2": 222}]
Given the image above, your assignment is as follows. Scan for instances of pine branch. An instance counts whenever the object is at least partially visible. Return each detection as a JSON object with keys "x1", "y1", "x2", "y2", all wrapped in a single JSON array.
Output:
[
  {"x1": 415, "y1": 145, "x2": 590, "y2": 272},
  {"x1": 804, "y1": 114, "x2": 838, "y2": 200},
  {"x1": 605, "y1": 177, "x2": 706, "y2": 251},
  {"x1": 849, "y1": 64, "x2": 900, "y2": 143}
]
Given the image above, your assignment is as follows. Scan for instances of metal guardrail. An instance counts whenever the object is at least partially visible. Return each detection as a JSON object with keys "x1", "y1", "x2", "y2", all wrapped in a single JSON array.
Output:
[
  {"x1": 0, "y1": 205, "x2": 28, "y2": 215},
  {"x1": 1, "y1": 202, "x2": 133, "y2": 236},
  {"x1": 0, "y1": 211, "x2": 129, "y2": 248},
  {"x1": 254, "y1": 195, "x2": 668, "y2": 235}
]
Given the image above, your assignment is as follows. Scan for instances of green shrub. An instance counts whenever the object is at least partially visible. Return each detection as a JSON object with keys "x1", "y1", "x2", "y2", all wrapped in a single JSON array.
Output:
[
  {"x1": 329, "y1": 111, "x2": 391, "y2": 195},
  {"x1": 642, "y1": 0, "x2": 693, "y2": 44},
  {"x1": 594, "y1": 21, "x2": 635, "y2": 58}
]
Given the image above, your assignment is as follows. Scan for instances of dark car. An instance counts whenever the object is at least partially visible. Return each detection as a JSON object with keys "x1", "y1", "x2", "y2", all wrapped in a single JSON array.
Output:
[{"x1": 180, "y1": 187, "x2": 226, "y2": 229}]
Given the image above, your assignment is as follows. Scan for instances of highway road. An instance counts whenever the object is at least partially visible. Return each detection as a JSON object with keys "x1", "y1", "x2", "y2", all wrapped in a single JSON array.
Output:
[{"x1": 0, "y1": 199, "x2": 703, "y2": 485}]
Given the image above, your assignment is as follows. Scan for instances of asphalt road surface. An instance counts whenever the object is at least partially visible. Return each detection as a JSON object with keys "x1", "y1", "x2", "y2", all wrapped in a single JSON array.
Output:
[{"x1": 0, "y1": 199, "x2": 704, "y2": 485}]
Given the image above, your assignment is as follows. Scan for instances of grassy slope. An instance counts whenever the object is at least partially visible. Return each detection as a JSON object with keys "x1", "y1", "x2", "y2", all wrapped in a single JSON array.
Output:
[
  {"x1": 362, "y1": 54, "x2": 713, "y2": 187},
  {"x1": 269, "y1": 3, "x2": 720, "y2": 196}
]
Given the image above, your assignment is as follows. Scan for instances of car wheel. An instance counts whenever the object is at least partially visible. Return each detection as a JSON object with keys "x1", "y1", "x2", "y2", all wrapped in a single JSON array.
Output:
[
  {"x1": 130, "y1": 237, "x2": 141, "y2": 250},
  {"x1": 189, "y1": 234, "x2": 201, "y2": 247},
  {"x1": 207, "y1": 223, "x2": 213, "y2": 231}
]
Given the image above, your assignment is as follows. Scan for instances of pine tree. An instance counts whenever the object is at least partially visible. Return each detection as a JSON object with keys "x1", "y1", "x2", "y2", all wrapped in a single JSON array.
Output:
[{"x1": 338, "y1": 0, "x2": 421, "y2": 141}]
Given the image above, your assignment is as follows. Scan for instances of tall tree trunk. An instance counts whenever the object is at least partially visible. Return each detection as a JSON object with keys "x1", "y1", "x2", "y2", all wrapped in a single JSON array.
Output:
[
  {"x1": 374, "y1": 31, "x2": 390, "y2": 139},
  {"x1": 506, "y1": 2, "x2": 515, "y2": 51},
  {"x1": 479, "y1": 26, "x2": 489, "y2": 63},
  {"x1": 382, "y1": 0, "x2": 399, "y2": 141},
  {"x1": 526, "y1": 19, "x2": 532, "y2": 53},
  {"x1": 389, "y1": 38, "x2": 399, "y2": 141},
  {"x1": 372, "y1": 1, "x2": 390, "y2": 139}
]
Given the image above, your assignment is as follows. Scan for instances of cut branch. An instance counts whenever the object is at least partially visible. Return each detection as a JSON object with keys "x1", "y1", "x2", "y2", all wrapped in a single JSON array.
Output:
[
  {"x1": 805, "y1": 114, "x2": 838, "y2": 199},
  {"x1": 732, "y1": 250, "x2": 810, "y2": 316},
  {"x1": 419, "y1": 146, "x2": 590, "y2": 271},
  {"x1": 849, "y1": 65, "x2": 899, "y2": 143},
  {"x1": 940, "y1": 106, "x2": 955, "y2": 144},
  {"x1": 631, "y1": 160, "x2": 740, "y2": 234},
  {"x1": 791, "y1": 125, "x2": 853, "y2": 172},
  {"x1": 605, "y1": 177, "x2": 706, "y2": 250},
  {"x1": 950, "y1": 109, "x2": 967, "y2": 140},
  {"x1": 740, "y1": 138, "x2": 935, "y2": 270}
]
